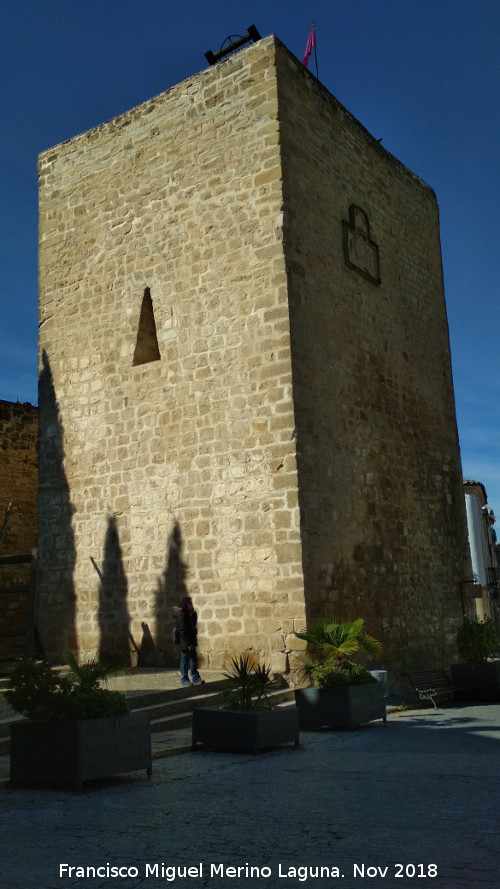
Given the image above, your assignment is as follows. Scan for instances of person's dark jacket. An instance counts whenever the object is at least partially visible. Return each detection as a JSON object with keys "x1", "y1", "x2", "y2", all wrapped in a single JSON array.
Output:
[{"x1": 177, "y1": 608, "x2": 198, "y2": 650}]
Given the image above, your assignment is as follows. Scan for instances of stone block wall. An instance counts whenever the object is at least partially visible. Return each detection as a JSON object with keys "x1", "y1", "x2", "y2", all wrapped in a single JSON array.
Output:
[
  {"x1": 0, "y1": 400, "x2": 38, "y2": 658},
  {"x1": 276, "y1": 43, "x2": 470, "y2": 670},
  {"x1": 37, "y1": 37, "x2": 306, "y2": 669},
  {"x1": 38, "y1": 34, "x2": 470, "y2": 676}
]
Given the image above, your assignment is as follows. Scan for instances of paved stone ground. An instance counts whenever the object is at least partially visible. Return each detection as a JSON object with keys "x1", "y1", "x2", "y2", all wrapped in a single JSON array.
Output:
[
  {"x1": 103, "y1": 668, "x2": 227, "y2": 695},
  {"x1": 0, "y1": 702, "x2": 499, "y2": 889}
]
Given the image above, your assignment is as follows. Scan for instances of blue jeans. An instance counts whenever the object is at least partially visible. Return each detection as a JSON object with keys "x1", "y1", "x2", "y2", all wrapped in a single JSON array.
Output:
[{"x1": 180, "y1": 648, "x2": 201, "y2": 684}]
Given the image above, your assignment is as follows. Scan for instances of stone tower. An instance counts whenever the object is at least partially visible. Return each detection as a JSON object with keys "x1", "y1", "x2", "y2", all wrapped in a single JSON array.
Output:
[{"x1": 37, "y1": 34, "x2": 471, "y2": 677}]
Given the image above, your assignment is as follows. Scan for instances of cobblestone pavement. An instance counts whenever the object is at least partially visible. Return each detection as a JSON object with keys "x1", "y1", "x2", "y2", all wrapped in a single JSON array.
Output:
[{"x1": 1, "y1": 703, "x2": 499, "y2": 889}]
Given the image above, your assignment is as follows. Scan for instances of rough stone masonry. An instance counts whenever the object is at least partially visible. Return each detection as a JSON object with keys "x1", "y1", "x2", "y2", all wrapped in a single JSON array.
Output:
[
  {"x1": 0, "y1": 400, "x2": 38, "y2": 658},
  {"x1": 37, "y1": 34, "x2": 471, "y2": 680}
]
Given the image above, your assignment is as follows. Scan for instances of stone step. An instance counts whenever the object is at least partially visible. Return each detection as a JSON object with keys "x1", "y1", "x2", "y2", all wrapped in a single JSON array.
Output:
[
  {"x1": 123, "y1": 678, "x2": 229, "y2": 710},
  {"x1": 0, "y1": 713, "x2": 22, "y2": 755},
  {"x1": 150, "y1": 694, "x2": 297, "y2": 735},
  {"x1": 129, "y1": 682, "x2": 228, "y2": 732},
  {"x1": 145, "y1": 687, "x2": 295, "y2": 733}
]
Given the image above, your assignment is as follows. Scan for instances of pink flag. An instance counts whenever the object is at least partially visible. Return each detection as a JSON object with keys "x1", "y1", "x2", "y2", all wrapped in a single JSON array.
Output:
[{"x1": 302, "y1": 22, "x2": 316, "y2": 67}]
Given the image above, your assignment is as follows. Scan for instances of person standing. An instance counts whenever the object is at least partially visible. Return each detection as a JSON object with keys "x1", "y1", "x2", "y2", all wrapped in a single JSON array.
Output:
[{"x1": 176, "y1": 596, "x2": 203, "y2": 686}]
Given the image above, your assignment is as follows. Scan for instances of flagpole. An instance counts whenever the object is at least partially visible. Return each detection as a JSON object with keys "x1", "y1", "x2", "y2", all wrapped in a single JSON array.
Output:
[{"x1": 313, "y1": 22, "x2": 318, "y2": 79}]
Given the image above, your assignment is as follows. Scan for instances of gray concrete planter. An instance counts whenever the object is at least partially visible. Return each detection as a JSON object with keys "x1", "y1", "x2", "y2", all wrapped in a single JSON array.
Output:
[
  {"x1": 192, "y1": 706, "x2": 300, "y2": 753},
  {"x1": 295, "y1": 683, "x2": 386, "y2": 730},
  {"x1": 450, "y1": 661, "x2": 500, "y2": 701},
  {"x1": 10, "y1": 713, "x2": 152, "y2": 791}
]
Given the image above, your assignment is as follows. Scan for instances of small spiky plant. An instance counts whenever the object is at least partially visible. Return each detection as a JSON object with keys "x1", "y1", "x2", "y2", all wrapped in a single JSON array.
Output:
[
  {"x1": 64, "y1": 650, "x2": 109, "y2": 691},
  {"x1": 221, "y1": 654, "x2": 277, "y2": 710}
]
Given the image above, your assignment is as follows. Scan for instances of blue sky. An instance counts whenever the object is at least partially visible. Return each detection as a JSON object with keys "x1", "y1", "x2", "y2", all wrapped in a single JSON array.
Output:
[{"x1": 1, "y1": 0, "x2": 499, "y2": 517}]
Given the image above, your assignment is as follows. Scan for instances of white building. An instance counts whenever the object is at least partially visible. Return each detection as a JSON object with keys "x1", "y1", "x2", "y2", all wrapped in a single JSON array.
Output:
[{"x1": 463, "y1": 480, "x2": 499, "y2": 625}]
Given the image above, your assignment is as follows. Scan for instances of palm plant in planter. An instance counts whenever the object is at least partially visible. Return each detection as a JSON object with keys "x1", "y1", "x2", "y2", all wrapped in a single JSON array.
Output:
[
  {"x1": 6, "y1": 654, "x2": 152, "y2": 790},
  {"x1": 192, "y1": 654, "x2": 299, "y2": 753},
  {"x1": 293, "y1": 618, "x2": 386, "y2": 730},
  {"x1": 450, "y1": 617, "x2": 500, "y2": 701}
]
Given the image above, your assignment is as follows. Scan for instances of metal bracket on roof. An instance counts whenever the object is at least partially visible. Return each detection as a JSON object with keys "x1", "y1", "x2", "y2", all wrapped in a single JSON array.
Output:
[{"x1": 205, "y1": 25, "x2": 261, "y2": 66}]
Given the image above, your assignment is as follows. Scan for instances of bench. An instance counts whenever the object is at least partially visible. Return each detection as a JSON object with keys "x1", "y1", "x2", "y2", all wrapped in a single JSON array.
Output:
[{"x1": 407, "y1": 669, "x2": 464, "y2": 708}]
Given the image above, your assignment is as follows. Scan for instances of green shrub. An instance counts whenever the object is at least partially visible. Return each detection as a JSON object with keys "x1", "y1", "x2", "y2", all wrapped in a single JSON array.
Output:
[
  {"x1": 5, "y1": 657, "x2": 129, "y2": 722},
  {"x1": 221, "y1": 654, "x2": 277, "y2": 710},
  {"x1": 310, "y1": 662, "x2": 377, "y2": 688},
  {"x1": 457, "y1": 617, "x2": 499, "y2": 664}
]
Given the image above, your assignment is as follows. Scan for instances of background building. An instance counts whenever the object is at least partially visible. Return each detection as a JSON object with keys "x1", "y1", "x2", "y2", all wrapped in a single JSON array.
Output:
[
  {"x1": 463, "y1": 479, "x2": 500, "y2": 627},
  {"x1": 0, "y1": 400, "x2": 38, "y2": 661}
]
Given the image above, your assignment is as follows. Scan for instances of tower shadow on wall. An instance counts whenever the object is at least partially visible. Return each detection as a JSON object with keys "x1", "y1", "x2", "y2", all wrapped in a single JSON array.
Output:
[
  {"x1": 98, "y1": 514, "x2": 131, "y2": 664},
  {"x1": 38, "y1": 350, "x2": 77, "y2": 657},
  {"x1": 155, "y1": 521, "x2": 189, "y2": 665}
]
